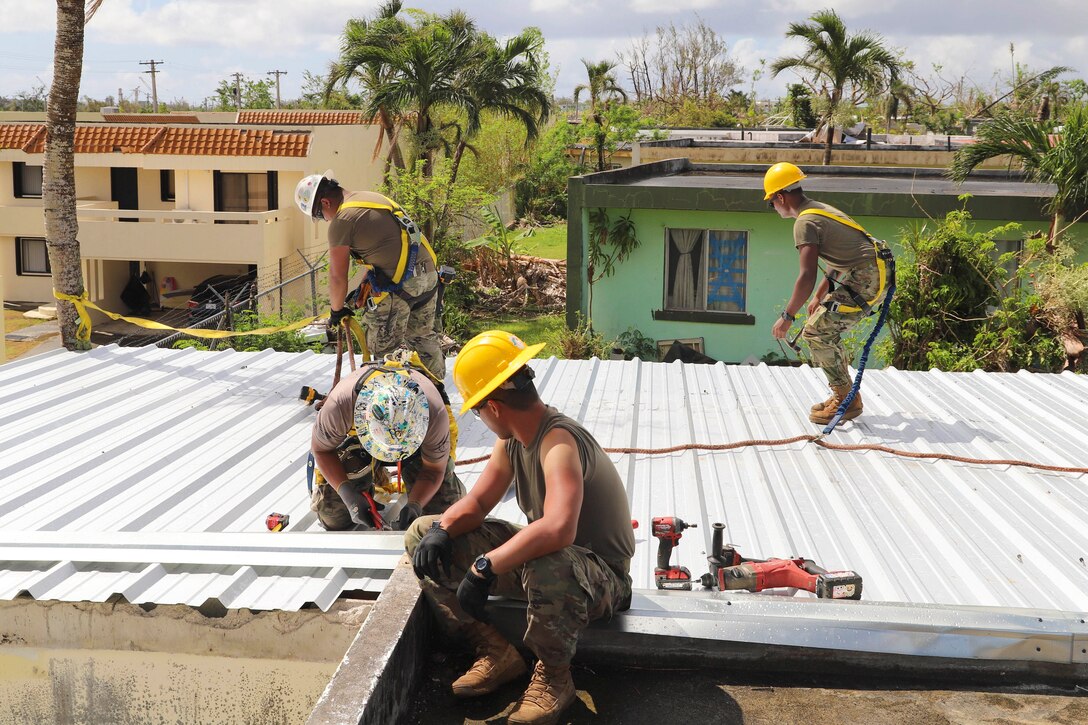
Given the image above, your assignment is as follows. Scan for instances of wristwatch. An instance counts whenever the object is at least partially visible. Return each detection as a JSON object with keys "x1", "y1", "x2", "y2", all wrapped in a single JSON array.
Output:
[
  {"x1": 780, "y1": 310, "x2": 796, "y2": 323},
  {"x1": 473, "y1": 555, "x2": 495, "y2": 580}
]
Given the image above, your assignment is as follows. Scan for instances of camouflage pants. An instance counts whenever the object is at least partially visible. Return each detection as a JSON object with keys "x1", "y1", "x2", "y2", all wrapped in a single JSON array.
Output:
[
  {"x1": 802, "y1": 260, "x2": 885, "y2": 388},
  {"x1": 404, "y1": 515, "x2": 632, "y2": 666},
  {"x1": 363, "y1": 269, "x2": 445, "y2": 379},
  {"x1": 311, "y1": 439, "x2": 464, "y2": 530}
]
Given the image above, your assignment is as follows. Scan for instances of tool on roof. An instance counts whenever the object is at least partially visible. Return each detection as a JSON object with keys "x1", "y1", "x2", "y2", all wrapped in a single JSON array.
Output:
[
  {"x1": 652, "y1": 516, "x2": 697, "y2": 590},
  {"x1": 266, "y1": 512, "x2": 290, "y2": 532},
  {"x1": 700, "y1": 522, "x2": 861, "y2": 599}
]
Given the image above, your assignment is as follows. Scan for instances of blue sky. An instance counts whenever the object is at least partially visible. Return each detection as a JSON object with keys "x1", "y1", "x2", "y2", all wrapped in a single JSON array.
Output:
[{"x1": 3, "y1": 0, "x2": 1087, "y2": 107}]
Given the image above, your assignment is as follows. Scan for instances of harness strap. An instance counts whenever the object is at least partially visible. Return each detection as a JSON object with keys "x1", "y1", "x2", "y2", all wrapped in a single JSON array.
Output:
[
  {"x1": 339, "y1": 196, "x2": 438, "y2": 286},
  {"x1": 798, "y1": 208, "x2": 894, "y2": 314}
]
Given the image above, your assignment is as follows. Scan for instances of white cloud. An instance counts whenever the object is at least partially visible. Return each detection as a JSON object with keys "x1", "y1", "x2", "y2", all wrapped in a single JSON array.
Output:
[
  {"x1": 628, "y1": 0, "x2": 723, "y2": 12},
  {"x1": 0, "y1": 0, "x2": 55, "y2": 33},
  {"x1": 529, "y1": 0, "x2": 594, "y2": 13},
  {"x1": 88, "y1": 0, "x2": 379, "y2": 52}
]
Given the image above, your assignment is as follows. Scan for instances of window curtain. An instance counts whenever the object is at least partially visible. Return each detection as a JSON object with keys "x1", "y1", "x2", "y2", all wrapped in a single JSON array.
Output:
[
  {"x1": 707, "y1": 230, "x2": 747, "y2": 312},
  {"x1": 668, "y1": 228, "x2": 704, "y2": 309}
]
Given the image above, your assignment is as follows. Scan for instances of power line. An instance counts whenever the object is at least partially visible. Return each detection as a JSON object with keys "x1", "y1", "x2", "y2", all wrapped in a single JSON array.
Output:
[
  {"x1": 266, "y1": 69, "x2": 287, "y2": 109},
  {"x1": 231, "y1": 72, "x2": 244, "y2": 111},
  {"x1": 140, "y1": 59, "x2": 163, "y2": 112}
]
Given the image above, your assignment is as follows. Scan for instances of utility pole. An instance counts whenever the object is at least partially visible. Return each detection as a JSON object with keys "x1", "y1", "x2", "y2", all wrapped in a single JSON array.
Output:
[
  {"x1": 231, "y1": 72, "x2": 244, "y2": 110},
  {"x1": 267, "y1": 70, "x2": 287, "y2": 109},
  {"x1": 140, "y1": 60, "x2": 164, "y2": 112}
]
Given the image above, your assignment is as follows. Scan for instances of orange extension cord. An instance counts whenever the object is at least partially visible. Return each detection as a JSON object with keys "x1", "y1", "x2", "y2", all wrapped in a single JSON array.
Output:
[{"x1": 455, "y1": 435, "x2": 1088, "y2": 475}]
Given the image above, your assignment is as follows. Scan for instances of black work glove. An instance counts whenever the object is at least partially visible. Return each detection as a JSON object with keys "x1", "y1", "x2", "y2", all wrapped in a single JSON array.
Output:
[
  {"x1": 328, "y1": 306, "x2": 353, "y2": 327},
  {"x1": 394, "y1": 501, "x2": 423, "y2": 531},
  {"x1": 457, "y1": 567, "x2": 495, "y2": 623},
  {"x1": 412, "y1": 522, "x2": 452, "y2": 580}
]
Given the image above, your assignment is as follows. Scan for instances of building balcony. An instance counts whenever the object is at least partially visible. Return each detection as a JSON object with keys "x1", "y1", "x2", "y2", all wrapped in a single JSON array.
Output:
[{"x1": 74, "y1": 204, "x2": 295, "y2": 265}]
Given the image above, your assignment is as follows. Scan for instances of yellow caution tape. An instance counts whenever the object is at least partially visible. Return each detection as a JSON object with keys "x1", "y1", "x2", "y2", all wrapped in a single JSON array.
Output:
[{"x1": 53, "y1": 289, "x2": 320, "y2": 341}]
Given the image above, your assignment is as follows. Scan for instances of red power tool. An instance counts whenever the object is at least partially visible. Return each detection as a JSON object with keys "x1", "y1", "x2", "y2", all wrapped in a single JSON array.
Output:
[
  {"x1": 699, "y1": 522, "x2": 862, "y2": 600},
  {"x1": 652, "y1": 517, "x2": 697, "y2": 590}
]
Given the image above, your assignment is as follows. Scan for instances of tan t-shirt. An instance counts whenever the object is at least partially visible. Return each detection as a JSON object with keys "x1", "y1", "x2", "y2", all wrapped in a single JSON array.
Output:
[
  {"x1": 505, "y1": 407, "x2": 635, "y2": 572},
  {"x1": 327, "y1": 191, "x2": 435, "y2": 277},
  {"x1": 311, "y1": 363, "x2": 450, "y2": 463},
  {"x1": 793, "y1": 200, "x2": 875, "y2": 274}
]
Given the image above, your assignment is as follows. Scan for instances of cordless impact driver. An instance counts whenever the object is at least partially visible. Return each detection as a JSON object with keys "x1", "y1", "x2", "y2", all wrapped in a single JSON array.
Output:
[{"x1": 652, "y1": 516, "x2": 697, "y2": 590}]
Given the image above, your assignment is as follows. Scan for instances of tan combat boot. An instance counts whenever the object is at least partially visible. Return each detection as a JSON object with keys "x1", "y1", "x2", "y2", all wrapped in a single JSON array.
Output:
[
  {"x1": 507, "y1": 661, "x2": 576, "y2": 725},
  {"x1": 810, "y1": 389, "x2": 837, "y2": 413},
  {"x1": 809, "y1": 384, "x2": 862, "y2": 425},
  {"x1": 451, "y1": 622, "x2": 527, "y2": 698}
]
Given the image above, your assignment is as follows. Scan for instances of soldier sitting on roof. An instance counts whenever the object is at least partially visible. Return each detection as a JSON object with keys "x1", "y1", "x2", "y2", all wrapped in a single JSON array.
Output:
[
  {"x1": 294, "y1": 170, "x2": 446, "y2": 380},
  {"x1": 310, "y1": 352, "x2": 465, "y2": 531},
  {"x1": 405, "y1": 330, "x2": 635, "y2": 725}
]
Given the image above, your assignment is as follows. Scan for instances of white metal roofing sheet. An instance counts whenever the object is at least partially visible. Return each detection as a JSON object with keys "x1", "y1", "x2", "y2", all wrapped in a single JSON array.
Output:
[{"x1": 1, "y1": 346, "x2": 1086, "y2": 664}]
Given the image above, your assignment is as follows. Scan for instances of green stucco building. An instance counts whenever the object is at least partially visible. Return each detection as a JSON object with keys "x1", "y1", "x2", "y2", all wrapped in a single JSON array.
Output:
[{"x1": 567, "y1": 160, "x2": 1065, "y2": 363}]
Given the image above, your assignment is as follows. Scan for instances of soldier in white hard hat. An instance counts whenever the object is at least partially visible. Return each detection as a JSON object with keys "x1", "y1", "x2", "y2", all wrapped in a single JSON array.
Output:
[{"x1": 295, "y1": 171, "x2": 446, "y2": 378}]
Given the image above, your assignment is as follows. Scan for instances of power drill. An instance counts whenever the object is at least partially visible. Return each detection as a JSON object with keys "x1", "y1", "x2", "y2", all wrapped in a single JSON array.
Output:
[{"x1": 652, "y1": 516, "x2": 697, "y2": 590}]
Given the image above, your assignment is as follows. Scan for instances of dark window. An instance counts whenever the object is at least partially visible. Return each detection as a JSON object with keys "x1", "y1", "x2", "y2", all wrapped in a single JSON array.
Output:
[
  {"x1": 664, "y1": 228, "x2": 749, "y2": 313},
  {"x1": 160, "y1": 170, "x2": 175, "y2": 201},
  {"x1": 213, "y1": 171, "x2": 278, "y2": 223},
  {"x1": 14, "y1": 162, "x2": 43, "y2": 198},
  {"x1": 15, "y1": 237, "x2": 50, "y2": 276}
]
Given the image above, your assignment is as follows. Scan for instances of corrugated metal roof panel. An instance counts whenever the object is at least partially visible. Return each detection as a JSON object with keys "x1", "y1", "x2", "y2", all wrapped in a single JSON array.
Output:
[{"x1": 1, "y1": 348, "x2": 1086, "y2": 656}]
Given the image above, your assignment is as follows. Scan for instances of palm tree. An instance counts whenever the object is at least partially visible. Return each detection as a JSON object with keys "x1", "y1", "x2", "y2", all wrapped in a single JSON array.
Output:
[
  {"x1": 326, "y1": 1, "x2": 408, "y2": 175},
  {"x1": 949, "y1": 104, "x2": 1088, "y2": 247},
  {"x1": 449, "y1": 28, "x2": 551, "y2": 187},
  {"x1": 574, "y1": 60, "x2": 628, "y2": 172},
  {"x1": 771, "y1": 9, "x2": 900, "y2": 165},
  {"x1": 45, "y1": 0, "x2": 100, "y2": 350},
  {"x1": 356, "y1": 11, "x2": 479, "y2": 180}
]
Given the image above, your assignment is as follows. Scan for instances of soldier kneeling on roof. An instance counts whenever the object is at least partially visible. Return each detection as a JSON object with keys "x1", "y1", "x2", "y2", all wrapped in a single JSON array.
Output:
[{"x1": 310, "y1": 350, "x2": 465, "y2": 531}]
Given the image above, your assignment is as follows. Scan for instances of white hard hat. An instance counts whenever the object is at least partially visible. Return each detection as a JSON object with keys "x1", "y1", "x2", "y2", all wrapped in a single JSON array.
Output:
[
  {"x1": 354, "y1": 369, "x2": 430, "y2": 462},
  {"x1": 294, "y1": 169, "x2": 336, "y2": 219}
]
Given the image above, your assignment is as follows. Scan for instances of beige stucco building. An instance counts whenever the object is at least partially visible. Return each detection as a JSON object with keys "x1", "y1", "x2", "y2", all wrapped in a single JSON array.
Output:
[{"x1": 0, "y1": 110, "x2": 390, "y2": 319}]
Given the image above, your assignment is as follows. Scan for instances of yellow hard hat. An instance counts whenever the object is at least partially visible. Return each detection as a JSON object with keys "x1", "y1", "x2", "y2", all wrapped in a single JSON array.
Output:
[
  {"x1": 453, "y1": 330, "x2": 546, "y2": 414},
  {"x1": 763, "y1": 162, "x2": 807, "y2": 200}
]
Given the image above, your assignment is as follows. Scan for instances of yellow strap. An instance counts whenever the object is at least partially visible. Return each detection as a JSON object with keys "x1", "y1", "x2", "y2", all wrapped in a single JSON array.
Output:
[
  {"x1": 51, "y1": 290, "x2": 93, "y2": 343},
  {"x1": 339, "y1": 198, "x2": 438, "y2": 284},
  {"x1": 344, "y1": 316, "x2": 371, "y2": 362},
  {"x1": 53, "y1": 289, "x2": 319, "y2": 340},
  {"x1": 797, "y1": 209, "x2": 887, "y2": 313}
]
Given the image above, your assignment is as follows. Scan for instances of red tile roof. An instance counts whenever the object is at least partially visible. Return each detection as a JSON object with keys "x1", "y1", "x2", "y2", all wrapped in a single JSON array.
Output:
[
  {"x1": 101, "y1": 113, "x2": 201, "y2": 124},
  {"x1": 153, "y1": 127, "x2": 310, "y2": 156},
  {"x1": 237, "y1": 110, "x2": 372, "y2": 125},
  {"x1": 0, "y1": 124, "x2": 310, "y2": 157},
  {"x1": 0, "y1": 124, "x2": 46, "y2": 152}
]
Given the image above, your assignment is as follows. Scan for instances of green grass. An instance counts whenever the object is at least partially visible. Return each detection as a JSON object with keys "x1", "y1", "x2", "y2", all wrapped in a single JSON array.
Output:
[
  {"x1": 517, "y1": 223, "x2": 567, "y2": 260},
  {"x1": 464, "y1": 311, "x2": 567, "y2": 358}
]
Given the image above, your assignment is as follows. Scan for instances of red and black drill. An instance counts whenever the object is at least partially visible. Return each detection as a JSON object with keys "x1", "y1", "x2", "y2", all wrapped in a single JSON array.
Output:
[
  {"x1": 652, "y1": 516, "x2": 697, "y2": 590},
  {"x1": 699, "y1": 522, "x2": 862, "y2": 600}
]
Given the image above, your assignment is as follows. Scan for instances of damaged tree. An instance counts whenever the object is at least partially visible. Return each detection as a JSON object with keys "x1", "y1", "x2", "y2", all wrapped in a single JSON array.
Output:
[{"x1": 43, "y1": 0, "x2": 99, "y2": 350}]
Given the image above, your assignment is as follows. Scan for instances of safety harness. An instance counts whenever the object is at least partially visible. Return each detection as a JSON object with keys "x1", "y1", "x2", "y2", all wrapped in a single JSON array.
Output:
[
  {"x1": 799, "y1": 208, "x2": 896, "y2": 315},
  {"x1": 339, "y1": 196, "x2": 440, "y2": 310},
  {"x1": 796, "y1": 208, "x2": 898, "y2": 436}
]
